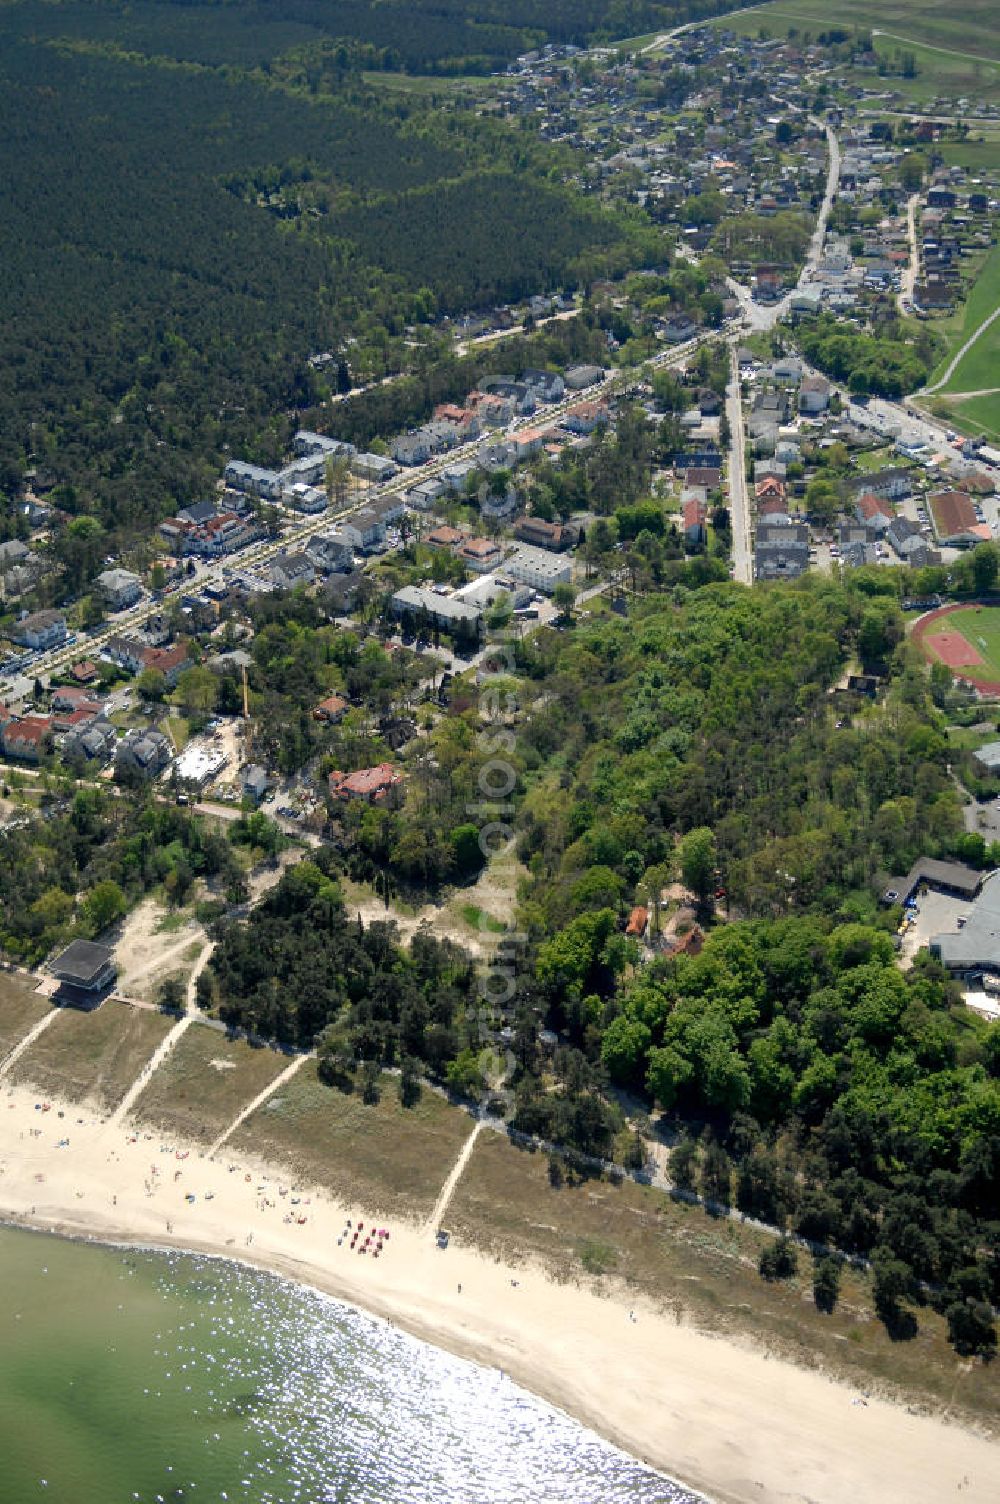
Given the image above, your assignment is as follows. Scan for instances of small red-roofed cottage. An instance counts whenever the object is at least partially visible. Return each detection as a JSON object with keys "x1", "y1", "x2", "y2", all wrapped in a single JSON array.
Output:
[{"x1": 329, "y1": 763, "x2": 403, "y2": 806}]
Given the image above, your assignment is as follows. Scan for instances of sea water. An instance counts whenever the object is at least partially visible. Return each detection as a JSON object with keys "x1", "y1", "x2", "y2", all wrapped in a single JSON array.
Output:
[{"x1": 0, "y1": 1226, "x2": 699, "y2": 1504}]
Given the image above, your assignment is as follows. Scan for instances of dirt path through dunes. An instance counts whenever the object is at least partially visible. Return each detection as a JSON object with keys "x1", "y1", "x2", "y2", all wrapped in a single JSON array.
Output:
[
  {"x1": 0, "y1": 1005, "x2": 57, "y2": 1082},
  {"x1": 206, "y1": 1052, "x2": 309, "y2": 1159}
]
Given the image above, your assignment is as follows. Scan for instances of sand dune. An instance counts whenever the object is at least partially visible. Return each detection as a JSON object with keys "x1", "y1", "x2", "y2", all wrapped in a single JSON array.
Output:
[{"x1": 1, "y1": 1080, "x2": 998, "y2": 1504}]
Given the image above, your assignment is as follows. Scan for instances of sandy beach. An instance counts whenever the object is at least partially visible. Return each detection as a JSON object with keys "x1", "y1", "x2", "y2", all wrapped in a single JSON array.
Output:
[{"x1": 1, "y1": 1078, "x2": 998, "y2": 1504}]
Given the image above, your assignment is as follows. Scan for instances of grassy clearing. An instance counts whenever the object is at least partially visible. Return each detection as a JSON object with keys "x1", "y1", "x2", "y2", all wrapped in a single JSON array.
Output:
[
  {"x1": 361, "y1": 71, "x2": 493, "y2": 96},
  {"x1": 131, "y1": 1023, "x2": 293, "y2": 1145},
  {"x1": 0, "y1": 973, "x2": 52, "y2": 1060},
  {"x1": 936, "y1": 136, "x2": 1000, "y2": 176},
  {"x1": 853, "y1": 445, "x2": 897, "y2": 474},
  {"x1": 715, "y1": 0, "x2": 1000, "y2": 59},
  {"x1": 934, "y1": 246, "x2": 1000, "y2": 391},
  {"x1": 448, "y1": 1133, "x2": 1000, "y2": 1425},
  {"x1": 230, "y1": 1060, "x2": 472, "y2": 1221},
  {"x1": 459, "y1": 904, "x2": 507, "y2": 934},
  {"x1": 9, "y1": 1001, "x2": 174, "y2": 1111},
  {"x1": 950, "y1": 392, "x2": 1000, "y2": 445}
]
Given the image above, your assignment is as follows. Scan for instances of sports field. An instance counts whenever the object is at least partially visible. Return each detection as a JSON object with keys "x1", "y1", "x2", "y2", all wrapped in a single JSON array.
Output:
[{"x1": 915, "y1": 604, "x2": 1000, "y2": 689}]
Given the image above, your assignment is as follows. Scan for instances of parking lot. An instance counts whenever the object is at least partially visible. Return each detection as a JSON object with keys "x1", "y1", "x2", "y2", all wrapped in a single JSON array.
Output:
[{"x1": 898, "y1": 887, "x2": 969, "y2": 964}]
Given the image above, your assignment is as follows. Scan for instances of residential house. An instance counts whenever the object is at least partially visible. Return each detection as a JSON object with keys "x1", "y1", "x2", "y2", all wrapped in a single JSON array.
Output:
[
  {"x1": 313, "y1": 694, "x2": 349, "y2": 724},
  {"x1": 1, "y1": 715, "x2": 53, "y2": 763},
  {"x1": 391, "y1": 432, "x2": 432, "y2": 467},
  {"x1": 105, "y1": 636, "x2": 190, "y2": 687},
  {"x1": 683, "y1": 496, "x2": 708, "y2": 544},
  {"x1": 684, "y1": 465, "x2": 722, "y2": 492},
  {"x1": 564, "y1": 364, "x2": 604, "y2": 390},
  {"x1": 62, "y1": 717, "x2": 116, "y2": 766},
  {"x1": 562, "y1": 400, "x2": 609, "y2": 435},
  {"x1": 328, "y1": 763, "x2": 404, "y2": 805},
  {"x1": 322, "y1": 569, "x2": 366, "y2": 615},
  {"x1": 844, "y1": 468, "x2": 912, "y2": 502},
  {"x1": 514, "y1": 517, "x2": 568, "y2": 551},
  {"x1": 755, "y1": 521, "x2": 809, "y2": 580},
  {"x1": 12, "y1": 610, "x2": 66, "y2": 651},
  {"x1": 886, "y1": 516, "x2": 928, "y2": 560},
  {"x1": 241, "y1": 765, "x2": 270, "y2": 803},
  {"x1": 457, "y1": 537, "x2": 505, "y2": 574},
  {"x1": 97, "y1": 568, "x2": 142, "y2": 611},
  {"x1": 425, "y1": 525, "x2": 466, "y2": 550},
  {"x1": 755, "y1": 475, "x2": 787, "y2": 506},
  {"x1": 855, "y1": 492, "x2": 895, "y2": 531},
  {"x1": 269, "y1": 553, "x2": 316, "y2": 592},
  {"x1": 351, "y1": 453, "x2": 398, "y2": 484},
  {"x1": 522, "y1": 369, "x2": 565, "y2": 403},
  {"x1": 662, "y1": 314, "x2": 697, "y2": 344},
  {"x1": 223, "y1": 461, "x2": 282, "y2": 500},
  {"x1": 391, "y1": 586, "x2": 482, "y2": 633},
  {"x1": 306, "y1": 530, "x2": 354, "y2": 574},
  {"x1": 339, "y1": 510, "x2": 386, "y2": 553},
  {"x1": 406, "y1": 479, "x2": 445, "y2": 511},
  {"x1": 292, "y1": 430, "x2": 356, "y2": 461},
  {"x1": 115, "y1": 727, "x2": 173, "y2": 779},
  {"x1": 799, "y1": 375, "x2": 831, "y2": 414}
]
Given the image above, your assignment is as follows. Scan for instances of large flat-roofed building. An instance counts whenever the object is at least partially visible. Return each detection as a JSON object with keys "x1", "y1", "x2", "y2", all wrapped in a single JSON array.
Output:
[
  {"x1": 390, "y1": 586, "x2": 482, "y2": 632},
  {"x1": 931, "y1": 869, "x2": 1000, "y2": 977},
  {"x1": 49, "y1": 938, "x2": 117, "y2": 1003},
  {"x1": 502, "y1": 544, "x2": 571, "y2": 594}
]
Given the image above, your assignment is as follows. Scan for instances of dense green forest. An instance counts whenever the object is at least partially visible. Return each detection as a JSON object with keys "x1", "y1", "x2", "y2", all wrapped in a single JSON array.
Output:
[
  {"x1": 0, "y1": 3, "x2": 659, "y2": 551},
  {"x1": 201, "y1": 578, "x2": 1000, "y2": 1354},
  {"x1": 0, "y1": 0, "x2": 742, "y2": 73},
  {"x1": 0, "y1": 790, "x2": 245, "y2": 965},
  {"x1": 797, "y1": 314, "x2": 940, "y2": 400}
]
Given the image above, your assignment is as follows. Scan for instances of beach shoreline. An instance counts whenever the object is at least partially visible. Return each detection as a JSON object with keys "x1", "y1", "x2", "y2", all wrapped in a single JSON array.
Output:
[{"x1": 2, "y1": 1080, "x2": 999, "y2": 1504}]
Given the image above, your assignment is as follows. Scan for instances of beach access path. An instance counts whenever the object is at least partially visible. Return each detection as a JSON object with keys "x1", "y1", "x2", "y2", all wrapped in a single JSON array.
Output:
[{"x1": 1, "y1": 1080, "x2": 998, "y2": 1504}]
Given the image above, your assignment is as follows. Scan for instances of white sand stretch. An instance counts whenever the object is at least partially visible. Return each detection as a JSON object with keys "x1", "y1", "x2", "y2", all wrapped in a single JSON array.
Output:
[{"x1": 1, "y1": 1080, "x2": 998, "y2": 1504}]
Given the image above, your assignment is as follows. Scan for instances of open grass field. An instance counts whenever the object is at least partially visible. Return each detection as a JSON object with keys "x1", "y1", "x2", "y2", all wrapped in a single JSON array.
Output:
[
  {"x1": 915, "y1": 604, "x2": 1000, "y2": 689},
  {"x1": 931, "y1": 245, "x2": 1000, "y2": 392},
  {"x1": 229, "y1": 1060, "x2": 473, "y2": 1221},
  {"x1": 950, "y1": 391, "x2": 1000, "y2": 445},
  {"x1": 131, "y1": 1023, "x2": 294, "y2": 1146},
  {"x1": 0, "y1": 972, "x2": 51, "y2": 1061},
  {"x1": 360, "y1": 71, "x2": 493, "y2": 96},
  {"x1": 9, "y1": 1001, "x2": 174, "y2": 1111},
  {"x1": 716, "y1": 0, "x2": 1000, "y2": 59},
  {"x1": 936, "y1": 134, "x2": 1000, "y2": 177},
  {"x1": 448, "y1": 1133, "x2": 1000, "y2": 1424}
]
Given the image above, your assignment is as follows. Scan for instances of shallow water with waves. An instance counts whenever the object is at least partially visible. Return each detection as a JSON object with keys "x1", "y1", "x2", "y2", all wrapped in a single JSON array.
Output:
[{"x1": 0, "y1": 1225, "x2": 700, "y2": 1504}]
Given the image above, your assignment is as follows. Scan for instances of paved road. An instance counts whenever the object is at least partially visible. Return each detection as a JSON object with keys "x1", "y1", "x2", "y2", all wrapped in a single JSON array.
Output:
[
  {"x1": 726, "y1": 346, "x2": 753, "y2": 585},
  {"x1": 727, "y1": 118, "x2": 841, "y2": 334},
  {"x1": 898, "y1": 192, "x2": 920, "y2": 315},
  {"x1": 0, "y1": 331, "x2": 711, "y2": 707}
]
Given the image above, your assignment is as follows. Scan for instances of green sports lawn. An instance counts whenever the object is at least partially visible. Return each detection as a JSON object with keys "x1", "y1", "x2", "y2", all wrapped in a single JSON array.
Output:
[{"x1": 927, "y1": 606, "x2": 1000, "y2": 681}]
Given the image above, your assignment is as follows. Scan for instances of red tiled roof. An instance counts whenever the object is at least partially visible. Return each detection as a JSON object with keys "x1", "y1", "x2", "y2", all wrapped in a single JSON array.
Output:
[
  {"x1": 857, "y1": 492, "x2": 893, "y2": 520},
  {"x1": 329, "y1": 763, "x2": 402, "y2": 800}
]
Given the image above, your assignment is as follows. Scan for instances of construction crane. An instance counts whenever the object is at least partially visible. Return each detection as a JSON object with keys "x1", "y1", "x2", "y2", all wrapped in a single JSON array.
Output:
[{"x1": 241, "y1": 663, "x2": 252, "y2": 763}]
